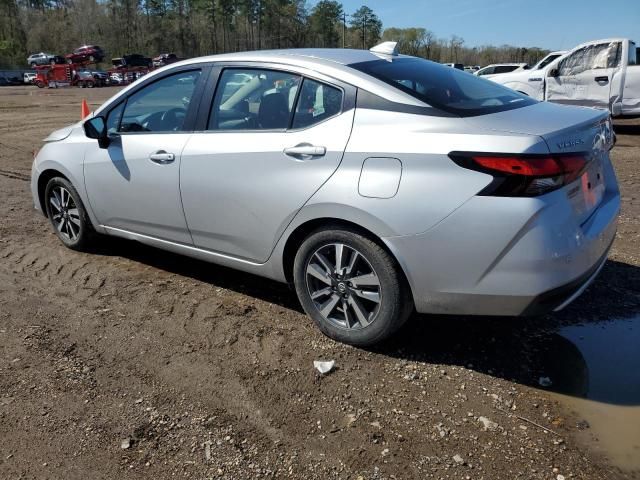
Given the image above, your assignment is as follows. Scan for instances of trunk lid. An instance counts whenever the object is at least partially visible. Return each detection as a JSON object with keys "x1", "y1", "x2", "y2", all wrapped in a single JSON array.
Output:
[{"x1": 464, "y1": 102, "x2": 614, "y2": 224}]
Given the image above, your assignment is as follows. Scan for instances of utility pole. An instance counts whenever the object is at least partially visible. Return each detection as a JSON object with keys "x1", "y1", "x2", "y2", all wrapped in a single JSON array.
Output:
[
  {"x1": 362, "y1": 13, "x2": 367, "y2": 49},
  {"x1": 342, "y1": 11, "x2": 346, "y2": 48}
]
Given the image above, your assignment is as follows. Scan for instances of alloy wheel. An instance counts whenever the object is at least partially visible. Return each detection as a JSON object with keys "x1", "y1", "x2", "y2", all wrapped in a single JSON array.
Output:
[
  {"x1": 305, "y1": 243, "x2": 382, "y2": 330},
  {"x1": 48, "y1": 186, "x2": 81, "y2": 242}
]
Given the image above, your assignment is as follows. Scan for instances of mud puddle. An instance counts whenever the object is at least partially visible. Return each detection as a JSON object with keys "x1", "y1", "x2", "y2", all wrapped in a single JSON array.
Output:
[{"x1": 541, "y1": 315, "x2": 640, "y2": 474}]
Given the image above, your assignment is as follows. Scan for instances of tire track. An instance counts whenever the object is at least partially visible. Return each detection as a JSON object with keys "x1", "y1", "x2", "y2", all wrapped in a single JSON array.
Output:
[{"x1": 0, "y1": 168, "x2": 30, "y2": 182}]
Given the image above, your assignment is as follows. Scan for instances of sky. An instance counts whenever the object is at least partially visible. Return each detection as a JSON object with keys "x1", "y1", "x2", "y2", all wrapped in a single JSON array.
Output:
[{"x1": 335, "y1": 0, "x2": 640, "y2": 51}]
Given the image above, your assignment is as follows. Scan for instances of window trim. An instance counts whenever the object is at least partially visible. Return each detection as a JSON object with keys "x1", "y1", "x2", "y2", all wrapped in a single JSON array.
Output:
[
  {"x1": 99, "y1": 65, "x2": 210, "y2": 136},
  {"x1": 193, "y1": 61, "x2": 355, "y2": 134}
]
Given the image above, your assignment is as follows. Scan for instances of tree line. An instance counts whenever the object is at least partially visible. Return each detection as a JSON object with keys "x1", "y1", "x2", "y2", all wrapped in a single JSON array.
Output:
[{"x1": 0, "y1": 0, "x2": 549, "y2": 69}]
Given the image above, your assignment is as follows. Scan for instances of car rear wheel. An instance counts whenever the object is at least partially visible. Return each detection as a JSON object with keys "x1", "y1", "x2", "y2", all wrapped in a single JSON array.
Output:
[
  {"x1": 44, "y1": 177, "x2": 94, "y2": 251},
  {"x1": 293, "y1": 227, "x2": 413, "y2": 346},
  {"x1": 85, "y1": 80, "x2": 94, "y2": 88},
  {"x1": 35, "y1": 80, "x2": 45, "y2": 88}
]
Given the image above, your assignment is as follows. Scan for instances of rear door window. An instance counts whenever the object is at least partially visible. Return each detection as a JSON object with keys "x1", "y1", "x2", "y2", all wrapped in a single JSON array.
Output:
[
  {"x1": 208, "y1": 68, "x2": 301, "y2": 130},
  {"x1": 494, "y1": 65, "x2": 517, "y2": 74},
  {"x1": 477, "y1": 66, "x2": 494, "y2": 76},
  {"x1": 292, "y1": 79, "x2": 343, "y2": 129}
]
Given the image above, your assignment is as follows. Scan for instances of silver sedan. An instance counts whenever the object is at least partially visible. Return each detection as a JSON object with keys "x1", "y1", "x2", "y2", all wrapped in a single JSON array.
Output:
[{"x1": 31, "y1": 42, "x2": 620, "y2": 346}]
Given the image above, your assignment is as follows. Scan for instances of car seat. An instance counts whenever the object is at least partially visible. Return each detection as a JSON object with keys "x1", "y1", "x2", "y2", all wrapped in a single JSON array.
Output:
[{"x1": 258, "y1": 92, "x2": 289, "y2": 129}]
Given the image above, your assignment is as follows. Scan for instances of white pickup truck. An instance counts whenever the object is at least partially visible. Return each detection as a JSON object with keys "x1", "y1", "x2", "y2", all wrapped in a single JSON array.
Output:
[{"x1": 492, "y1": 38, "x2": 640, "y2": 117}]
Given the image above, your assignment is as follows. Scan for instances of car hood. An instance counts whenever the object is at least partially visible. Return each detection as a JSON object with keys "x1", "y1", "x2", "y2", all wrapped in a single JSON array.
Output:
[{"x1": 44, "y1": 121, "x2": 83, "y2": 142}]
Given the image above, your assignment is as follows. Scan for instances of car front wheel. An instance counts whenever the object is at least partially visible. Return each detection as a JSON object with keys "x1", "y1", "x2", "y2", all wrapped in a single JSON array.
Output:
[
  {"x1": 293, "y1": 227, "x2": 413, "y2": 346},
  {"x1": 44, "y1": 177, "x2": 94, "y2": 251}
]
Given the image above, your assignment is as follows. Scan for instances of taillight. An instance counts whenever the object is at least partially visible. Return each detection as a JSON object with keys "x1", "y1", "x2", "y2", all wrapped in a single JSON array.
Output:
[{"x1": 450, "y1": 152, "x2": 589, "y2": 197}]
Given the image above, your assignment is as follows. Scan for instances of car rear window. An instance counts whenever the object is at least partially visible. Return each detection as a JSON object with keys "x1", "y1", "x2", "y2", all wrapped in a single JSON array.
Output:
[{"x1": 350, "y1": 57, "x2": 536, "y2": 116}]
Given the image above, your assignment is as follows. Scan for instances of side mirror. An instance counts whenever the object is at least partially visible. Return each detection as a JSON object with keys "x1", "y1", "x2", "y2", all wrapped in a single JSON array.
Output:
[
  {"x1": 83, "y1": 116, "x2": 110, "y2": 149},
  {"x1": 548, "y1": 68, "x2": 559, "y2": 78}
]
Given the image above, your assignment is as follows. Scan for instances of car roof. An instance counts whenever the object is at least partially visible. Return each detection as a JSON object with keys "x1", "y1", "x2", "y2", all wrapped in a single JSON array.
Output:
[
  {"x1": 483, "y1": 63, "x2": 527, "y2": 67},
  {"x1": 97, "y1": 48, "x2": 430, "y2": 113},
  {"x1": 195, "y1": 48, "x2": 392, "y2": 66}
]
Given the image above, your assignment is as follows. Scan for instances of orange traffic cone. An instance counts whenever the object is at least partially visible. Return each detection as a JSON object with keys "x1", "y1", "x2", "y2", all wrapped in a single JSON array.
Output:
[{"x1": 81, "y1": 99, "x2": 90, "y2": 119}]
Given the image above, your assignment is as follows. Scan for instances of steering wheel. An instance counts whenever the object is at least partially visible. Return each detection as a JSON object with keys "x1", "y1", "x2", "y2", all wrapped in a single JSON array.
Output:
[{"x1": 159, "y1": 107, "x2": 187, "y2": 131}]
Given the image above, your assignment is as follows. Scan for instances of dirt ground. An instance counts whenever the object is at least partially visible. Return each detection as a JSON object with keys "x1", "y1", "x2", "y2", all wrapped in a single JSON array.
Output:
[{"x1": 0, "y1": 85, "x2": 639, "y2": 480}]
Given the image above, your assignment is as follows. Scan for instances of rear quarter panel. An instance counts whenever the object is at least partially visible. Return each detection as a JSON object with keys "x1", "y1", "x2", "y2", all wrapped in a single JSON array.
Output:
[{"x1": 302, "y1": 108, "x2": 550, "y2": 238}]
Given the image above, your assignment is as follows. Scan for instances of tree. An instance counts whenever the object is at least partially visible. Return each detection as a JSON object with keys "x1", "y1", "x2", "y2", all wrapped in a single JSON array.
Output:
[
  {"x1": 382, "y1": 27, "x2": 429, "y2": 57},
  {"x1": 0, "y1": 0, "x2": 27, "y2": 68},
  {"x1": 449, "y1": 34, "x2": 464, "y2": 62},
  {"x1": 349, "y1": 5, "x2": 381, "y2": 49},
  {"x1": 309, "y1": 0, "x2": 342, "y2": 47},
  {"x1": 0, "y1": 1, "x2": 550, "y2": 69}
]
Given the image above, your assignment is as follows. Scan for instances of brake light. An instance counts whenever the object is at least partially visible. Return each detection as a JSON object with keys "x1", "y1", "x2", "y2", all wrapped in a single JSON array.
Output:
[{"x1": 450, "y1": 152, "x2": 589, "y2": 197}]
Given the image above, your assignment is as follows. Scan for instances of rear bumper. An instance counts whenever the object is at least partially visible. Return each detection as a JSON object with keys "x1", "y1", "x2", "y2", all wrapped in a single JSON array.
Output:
[
  {"x1": 521, "y1": 239, "x2": 611, "y2": 316},
  {"x1": 383, "y1": 183, "x2": 620, "y2": 317}
]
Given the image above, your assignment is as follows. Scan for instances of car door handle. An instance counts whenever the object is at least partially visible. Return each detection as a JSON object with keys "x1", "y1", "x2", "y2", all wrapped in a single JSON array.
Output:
[
  {"x1": 528, "y1": 77, "x2": 543, "y2": 82},
  {"x1": 594, "y1": 76, "x2": 608, "y2": 83},
  {"x1": 149, "y1": 150, "x2": 175, "y2": 164},
  {"x1": 283, "y1": 144, "x2": 326, "y2": 158}
]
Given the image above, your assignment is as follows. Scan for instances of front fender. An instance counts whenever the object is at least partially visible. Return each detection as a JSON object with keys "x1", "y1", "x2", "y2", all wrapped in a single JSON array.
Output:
[{"x1": 33, "y1": 151, "x2": 104, "y2": 234}]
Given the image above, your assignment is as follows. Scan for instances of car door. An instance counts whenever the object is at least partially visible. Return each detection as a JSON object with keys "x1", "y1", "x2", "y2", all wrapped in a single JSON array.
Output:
[
  {"x1": 179, "y1": 66, "x2": 356, "y2": 262},
  {"x1": 83, "y1": 68, "x2": 205, "y2": 243},
  {"x1": 622, "y1": 42, "x2": 640, "y2": 115},
  {"x1": 546, "y1": 41, "x2": 622, "y2": 110}
]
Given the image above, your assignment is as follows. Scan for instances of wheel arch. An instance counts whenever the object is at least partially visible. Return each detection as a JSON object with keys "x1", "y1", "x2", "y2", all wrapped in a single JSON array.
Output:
[
  {"x1": 280, "y1": 217, "x2": 414, "y2": 305},
  {"x1": 37, "y1": 168, "x2": 70, "y2": 217}
]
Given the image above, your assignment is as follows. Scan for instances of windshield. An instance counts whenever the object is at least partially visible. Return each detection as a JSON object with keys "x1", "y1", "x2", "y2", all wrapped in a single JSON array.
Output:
[{"x1": 350, "y1": 57, "x2": 536, "y2": 116}]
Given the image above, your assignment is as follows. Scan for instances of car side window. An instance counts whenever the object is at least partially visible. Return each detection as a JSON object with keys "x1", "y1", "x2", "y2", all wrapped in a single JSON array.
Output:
[
  {"x1": 559, "y1": 42, "x2": 621, "y2": 76},
  {"x1": 106, "y1": 102, "x2": 125, "y2": 134},
  {"x1": 628, "y1": 43, "x2": 637, "y2": 66},
  {"x1": 292, "y1": 79, "x2": 343, "y2": 129},
  {"x1": 119, "y1": 70, "x2": 201, "y2": 133},
  {"x1": 478, "y1": 67, "x2": 493, "y2": 76},
  {"x1": 494, "y1": 66, "x2": 513, "y2": 74},
  {"x1": 208, "y1": 68, "x2": 301, "y2": 131}
]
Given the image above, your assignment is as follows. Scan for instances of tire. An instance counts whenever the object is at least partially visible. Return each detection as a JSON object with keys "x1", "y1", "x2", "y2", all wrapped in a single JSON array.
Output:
[
  {"x1": 85, "y1": 80, "x2": 94, "y2": 88},
  {"x1": 30, "y1": 62, "x2": 37, "y2": 68},
  {"x1": 44, "y1": 177, "x2": 94, "y2": 251},
  {"x1": 35, "y1": 80, "x2": 45, "y2": 88},
  {"x1": 293, "y1": 227, "x2": 413, "y2": 346}
]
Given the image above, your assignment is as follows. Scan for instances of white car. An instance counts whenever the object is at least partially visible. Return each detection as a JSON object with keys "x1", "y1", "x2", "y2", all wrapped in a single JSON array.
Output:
[
  {"x1": 475, "y1": 63, "x2": 528, "y2": 78},
  {"x1": 488, "y1": 51, "x2": 567, "y2": 99}
]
